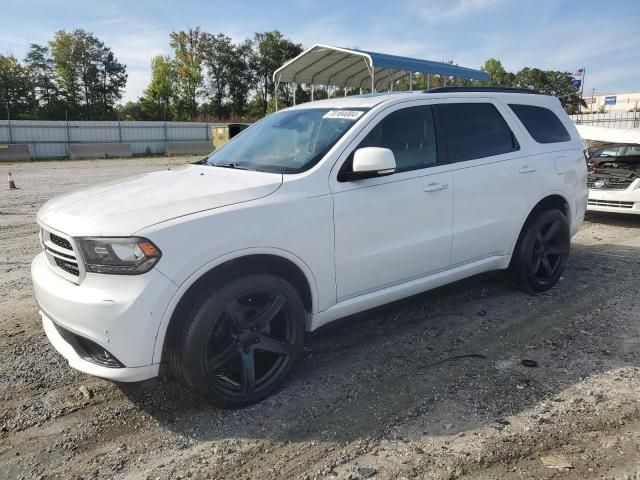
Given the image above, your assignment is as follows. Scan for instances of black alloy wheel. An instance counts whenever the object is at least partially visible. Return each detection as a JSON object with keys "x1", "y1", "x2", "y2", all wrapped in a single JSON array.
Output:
[
  {"x1": 173, "y1": 273, "x2": 305, "y2": 408},
  {"x1": 508, "y1": 209, "x2": 570, "y2": 293}
]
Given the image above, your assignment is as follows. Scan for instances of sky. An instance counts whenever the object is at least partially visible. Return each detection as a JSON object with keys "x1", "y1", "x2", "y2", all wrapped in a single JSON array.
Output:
[{"x1": 1, "y1": 0, "x2": 639, "y2": 103}]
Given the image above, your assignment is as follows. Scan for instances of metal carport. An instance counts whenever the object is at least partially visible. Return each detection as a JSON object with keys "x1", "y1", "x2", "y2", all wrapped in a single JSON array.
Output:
[{"x1": 273, "y1": 44, "x2": 491, "y2": 107}]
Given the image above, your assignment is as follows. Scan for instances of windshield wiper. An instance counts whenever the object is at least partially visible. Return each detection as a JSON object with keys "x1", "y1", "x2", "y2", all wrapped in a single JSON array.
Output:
[{"x1": 212, "y1": 162, "x2": 252, "y2": 170}]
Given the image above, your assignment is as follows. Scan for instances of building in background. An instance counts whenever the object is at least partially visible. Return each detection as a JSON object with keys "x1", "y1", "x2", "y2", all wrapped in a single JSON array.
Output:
[{"x1": 584, "y1": 92, "x2": 640, "y2": 113}]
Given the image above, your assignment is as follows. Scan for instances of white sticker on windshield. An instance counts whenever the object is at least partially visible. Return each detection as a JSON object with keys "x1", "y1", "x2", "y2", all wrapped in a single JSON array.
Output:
[{"x1": 323, "y1": 110, "x2": 364, "y2": 120}]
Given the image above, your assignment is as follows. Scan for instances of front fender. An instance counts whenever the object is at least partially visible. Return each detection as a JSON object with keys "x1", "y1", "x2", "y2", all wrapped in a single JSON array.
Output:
[{"x1": 151, "y1": 246, "x2": 320, "y2": 364}]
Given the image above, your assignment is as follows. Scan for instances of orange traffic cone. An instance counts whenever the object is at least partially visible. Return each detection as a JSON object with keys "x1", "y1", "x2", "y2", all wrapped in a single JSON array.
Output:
[{"x1": 7, "y1": 172, "x2": 17, "y2": 190}]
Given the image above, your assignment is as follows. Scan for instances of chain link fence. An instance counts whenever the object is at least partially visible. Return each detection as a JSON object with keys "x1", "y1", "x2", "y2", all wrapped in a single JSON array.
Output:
[{"x1": 570, "y1": 112, "x2": 640, "y2": 129}]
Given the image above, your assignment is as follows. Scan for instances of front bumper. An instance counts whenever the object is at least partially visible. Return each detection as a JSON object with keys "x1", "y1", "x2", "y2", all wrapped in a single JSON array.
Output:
[
  {"x1": 41, "y1": 312, "x2": 160, "y2": 382},
  {"x1": 32, "y1": 252, "x2": 178, "y2": 382},
  {"x1": 587, "y1": 188, "x2": 640, "y2": 215}
]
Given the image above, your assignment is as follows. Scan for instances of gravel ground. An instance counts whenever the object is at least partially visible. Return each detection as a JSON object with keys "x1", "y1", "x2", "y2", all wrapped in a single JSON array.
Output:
[{"x1": 2, "y1": 157, "x2": 640, "y2": 480}]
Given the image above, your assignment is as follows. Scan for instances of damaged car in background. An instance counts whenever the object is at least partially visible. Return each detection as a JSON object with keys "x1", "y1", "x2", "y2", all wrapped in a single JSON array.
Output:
[{"x1": 576, "y1": 125, "x2": 640, "y2": 214}]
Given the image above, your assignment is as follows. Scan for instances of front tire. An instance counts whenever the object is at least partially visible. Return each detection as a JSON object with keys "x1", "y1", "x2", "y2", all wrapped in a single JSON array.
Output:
[
  {"x1": 172, "y1": 273, "x2": 306, "y2": 408},
  {"x1": 507, "y1": 209, "x2": 570, "y2": 294}
]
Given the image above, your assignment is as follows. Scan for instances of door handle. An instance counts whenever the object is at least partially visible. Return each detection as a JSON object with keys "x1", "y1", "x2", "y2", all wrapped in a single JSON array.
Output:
[
  {"x1": 519, "y1": 165, "x2": 537, "y2": 174},
  {"x1": 423, "y1": 182, "x2": 448, "y2": 192}
]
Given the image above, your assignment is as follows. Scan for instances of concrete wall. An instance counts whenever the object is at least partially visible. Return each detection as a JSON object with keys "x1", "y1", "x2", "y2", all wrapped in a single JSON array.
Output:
[
  {"x1": 0, "y1": 144, "x2": 30, "y2": 162},
  {"x1": 0, "y1": 120, "x2": 225, "y2": 160},
  {"x1": 70, "y1": 143, "x2": 132, "y2": 160},
  {"x1": 165, "y1": 141, "x2": 213, "y2": 156}
]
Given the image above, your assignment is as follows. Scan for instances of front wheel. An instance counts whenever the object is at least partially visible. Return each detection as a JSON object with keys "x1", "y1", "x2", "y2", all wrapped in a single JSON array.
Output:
[
  {"x1": 172, "y1": 273, "x2": 306, "y2": 408},
  {"x1": 507, "y1": 209, "x2": 570, "y2": 294}
]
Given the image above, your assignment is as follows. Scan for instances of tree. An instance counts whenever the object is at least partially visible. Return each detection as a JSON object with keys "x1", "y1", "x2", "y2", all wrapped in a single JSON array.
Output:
[
  {"x1": 514, "y1": 67, "x2": 584, "y2": 113},
  {"x1": 248, "y1": 31, "x2": 302, "y2": 115},
  {"x1": 24, "y1": 44, "x2": 60, "y2": 118},
  {"x1": 0, "y1": 55, "x2": 31, "y2": 119},
  {"x1": 202, "y1": 33, "x2": 236, "y2": 117},
  {"x1": 118, "y1": 101, "x2": 143, "y2": 121},
  {"x1": 481, "y1": 58, "x2": 509, "y2": 86},
  {"x1": 227, "y1": 40, "x2": 254, "y2": 118},
  {"x1": 169, "y1": 27, "x2": 206, "y2": 120},
  {"x1": 140, "y1": 55, "x2": 176, "y2": 120},
  {"x1": 49, "y1": 29, "x2": 126, "y2": 119}
]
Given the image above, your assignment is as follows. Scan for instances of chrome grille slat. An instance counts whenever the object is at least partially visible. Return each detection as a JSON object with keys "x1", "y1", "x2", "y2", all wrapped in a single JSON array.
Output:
[
  {"x1": 49, "y1": 233, "x2": 72, "y2": 250},
  {"x1": 588, "y1": 199, "x2": 634, "y2": 208},
  {"x1": 40, "y1": 228, "x2": 84, "y2": 283}
]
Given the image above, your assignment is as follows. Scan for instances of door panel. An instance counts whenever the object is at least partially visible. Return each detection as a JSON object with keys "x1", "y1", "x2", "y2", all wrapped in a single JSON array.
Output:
[
  {"x1": 331, "y1": 103, "x2": 454, "y2": 301},
  {"x1": 450, "y1": 156, "x2": 551, "y2": 265},
  {"x1": 441, "y1": 100, "x2": 552, "y2": 265},
  {"x1": 333, "y1": 171, "x2": 453, "y2": 300}
]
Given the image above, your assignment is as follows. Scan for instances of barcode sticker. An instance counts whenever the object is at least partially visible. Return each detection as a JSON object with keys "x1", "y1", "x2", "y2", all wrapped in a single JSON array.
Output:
[{"x1": 323, "y1": 110, "x2": 364, "y2": 120}]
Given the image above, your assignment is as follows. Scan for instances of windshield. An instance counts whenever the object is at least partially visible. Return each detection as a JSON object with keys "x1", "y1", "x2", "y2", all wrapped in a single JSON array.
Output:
[{"x1": 206, "y1": 108, "x2": 368, "y2": 173}]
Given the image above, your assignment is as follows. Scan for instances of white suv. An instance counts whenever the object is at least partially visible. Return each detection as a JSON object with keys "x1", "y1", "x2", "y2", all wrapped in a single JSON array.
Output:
[{"x1": 32, "y1": 87, "x2": 588, "y2": 408}]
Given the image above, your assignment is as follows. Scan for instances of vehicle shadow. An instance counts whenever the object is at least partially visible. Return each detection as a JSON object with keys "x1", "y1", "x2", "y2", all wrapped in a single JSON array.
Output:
[
  {"x1": 585, "y1": 210, "x2": 640, "y2": 228},
  {"x1": 122, "y1": 240, "x2": 640, "y2": 444}
]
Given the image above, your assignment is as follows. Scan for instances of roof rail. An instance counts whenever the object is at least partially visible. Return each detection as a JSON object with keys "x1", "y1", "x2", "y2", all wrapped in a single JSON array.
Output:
[{"x1": 424, "y1": 86, "x2": 542, "y2": 94}]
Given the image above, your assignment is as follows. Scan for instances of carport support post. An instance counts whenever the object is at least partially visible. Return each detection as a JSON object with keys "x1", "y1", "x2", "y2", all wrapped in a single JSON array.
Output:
[
  {"x1": 311, "y1": 85, "x2": 314, "y2": 102},
  {"x1": 293, "y1": 83, "x2": 297, "y2": 106}
]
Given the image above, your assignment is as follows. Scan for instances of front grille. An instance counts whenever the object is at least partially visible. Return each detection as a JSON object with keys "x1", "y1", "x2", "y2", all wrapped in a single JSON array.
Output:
[
  {"x1": 588, "y1": 199, "x2": 634, "y2": 209},
  {"x1": 54, "y1": 257, "x2": 80, "y2": 276},
  {"x1": 41, "y1": 228, "x2": 83, "y2": 282},
  {"x1": 587, "y1": 178, "x2": 634, "y2": 190},
  {"x1": 50, "y1": 233, "x2": 72, "y2": 250}
]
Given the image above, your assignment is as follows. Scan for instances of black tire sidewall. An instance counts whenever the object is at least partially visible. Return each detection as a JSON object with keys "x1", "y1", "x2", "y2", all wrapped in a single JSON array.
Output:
[
  {"x1": 514, "y1": 209, "x2": 570, "y2": 293},
  {"x1": 176, "y1": 273, "x2": 306, "y2": 408}
]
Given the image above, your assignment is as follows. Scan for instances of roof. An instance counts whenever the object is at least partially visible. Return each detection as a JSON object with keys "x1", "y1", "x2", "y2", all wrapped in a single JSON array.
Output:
[
  {"x1": 285, "y1": 89, "x2": 557, "y2": 111},
  {"x1": 576, "y1": 125, "x2": 640, "y2": 145},
  {"x1": 273, "y1": 44, "x2": 490, "y2": 90}
]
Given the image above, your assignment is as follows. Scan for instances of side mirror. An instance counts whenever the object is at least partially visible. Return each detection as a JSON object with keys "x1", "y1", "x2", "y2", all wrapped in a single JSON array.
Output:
[{"x1": 340, "y1": 147, "x2": 396, "y2": 181}]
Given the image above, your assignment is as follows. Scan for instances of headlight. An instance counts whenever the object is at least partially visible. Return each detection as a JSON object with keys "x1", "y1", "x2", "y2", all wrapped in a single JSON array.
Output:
[{"x1": 76, "y1": 237, "x2": 162, "y2": 275}]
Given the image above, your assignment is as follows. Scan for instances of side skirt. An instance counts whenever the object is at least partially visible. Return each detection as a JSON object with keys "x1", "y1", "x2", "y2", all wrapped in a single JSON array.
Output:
[{"x1": 308, "y1": 255, "x2": 509, "y2": 331}]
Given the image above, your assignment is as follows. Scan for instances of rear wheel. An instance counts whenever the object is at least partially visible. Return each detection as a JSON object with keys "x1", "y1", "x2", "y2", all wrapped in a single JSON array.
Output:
[
  {"x1": 507, "y1": 209, "x2": 570, "y2": 294},
  {"x1": 172, "y1": 273, "x2": 305, "y2": 408}
]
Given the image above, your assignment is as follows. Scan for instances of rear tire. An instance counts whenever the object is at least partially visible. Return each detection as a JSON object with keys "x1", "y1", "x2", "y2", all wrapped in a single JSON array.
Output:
[
  {"x1": 506, "y1": 209, "x2": 570, "y2": 294},
  {"x1": 171, "y1": 273, "x2": 305, "y2": 409}
]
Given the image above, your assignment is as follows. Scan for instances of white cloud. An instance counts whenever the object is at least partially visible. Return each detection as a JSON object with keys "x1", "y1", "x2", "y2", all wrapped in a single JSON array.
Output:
[{"x1": 410, "y1": 0, "x2": 503, "y2": 20}]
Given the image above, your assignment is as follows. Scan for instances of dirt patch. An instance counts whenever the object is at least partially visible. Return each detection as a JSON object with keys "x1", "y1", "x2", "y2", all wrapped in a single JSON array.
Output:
[{"x1": 2, "y1": 158, "x2": 640, "y2": 479}]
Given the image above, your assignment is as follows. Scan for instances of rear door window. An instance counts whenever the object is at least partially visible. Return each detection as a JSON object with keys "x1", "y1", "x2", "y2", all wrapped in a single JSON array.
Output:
[
  {"x1": 436, "y1": 103, "x2": 519, "y2": 163},
  {"x1": 509, "y1": 104, "x2": 571, "y2": 144}
]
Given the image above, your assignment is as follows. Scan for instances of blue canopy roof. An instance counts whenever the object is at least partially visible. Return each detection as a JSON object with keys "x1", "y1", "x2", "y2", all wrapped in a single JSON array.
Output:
[{"x1": 273, "y1": 44, "x2": 489, "y2": 91}]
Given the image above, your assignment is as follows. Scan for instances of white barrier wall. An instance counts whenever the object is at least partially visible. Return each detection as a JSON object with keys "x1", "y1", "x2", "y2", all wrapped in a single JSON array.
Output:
[{"x1": 0, "y1": 120, "x2": 222, "y2": 159}]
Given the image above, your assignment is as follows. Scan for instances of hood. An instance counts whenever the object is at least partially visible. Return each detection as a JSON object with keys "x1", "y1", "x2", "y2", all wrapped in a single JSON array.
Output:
[{"x1": 38, "y1": 164, "x2": 282, "y2": 236}]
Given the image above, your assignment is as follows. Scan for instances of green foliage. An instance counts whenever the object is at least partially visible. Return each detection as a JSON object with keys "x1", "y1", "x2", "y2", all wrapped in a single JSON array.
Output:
[
  {"x1": 140, "y1": 55, "x2": 176, "y2": 120},
  {"x1": 0, "y1": 55, "x2": 31, "y2": 119},
  {"x1": 49, "y1": 29, "x2": 127, "y2": 119},
  {"x1": 480, "y1": 60, "x2": 584, "y2": 114},
  {"x1": 249, "y1": 31, "x2": 302, "y2": 115},
  {"x1": 169, "y1": 27, "x2": 206, "y2": 120}
]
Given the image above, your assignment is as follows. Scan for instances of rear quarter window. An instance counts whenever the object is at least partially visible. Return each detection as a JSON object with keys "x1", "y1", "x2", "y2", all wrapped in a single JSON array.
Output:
[
  {"x1": 436, "y1": 103, "x2": 519, "y2": 163},
  {"x1": 509, "y1": 104, "x2": 571, "y2": 144}
]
